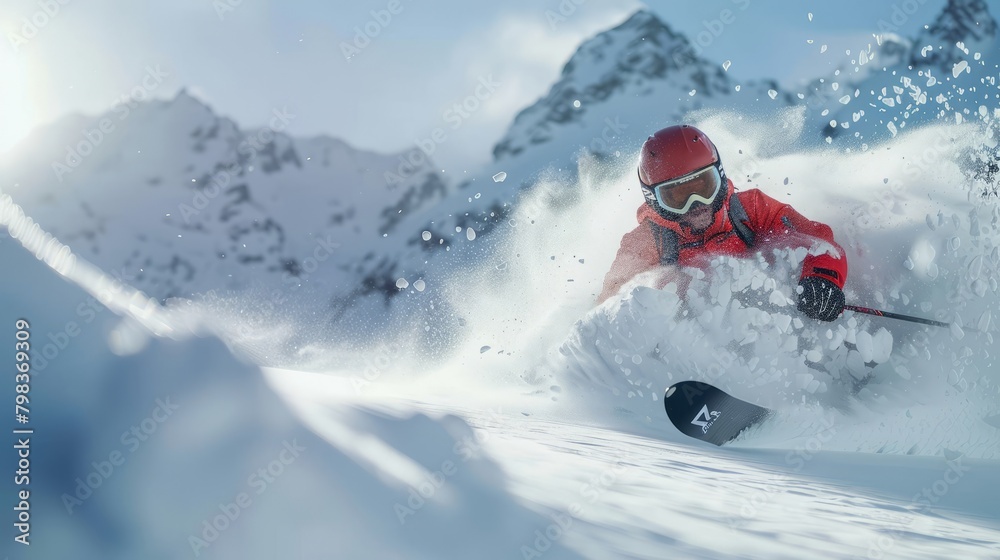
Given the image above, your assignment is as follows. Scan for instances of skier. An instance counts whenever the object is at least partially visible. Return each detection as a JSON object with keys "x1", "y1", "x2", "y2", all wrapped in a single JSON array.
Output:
[{"x1": 598, "y1": 124, "x2": 848, "y2": 322}]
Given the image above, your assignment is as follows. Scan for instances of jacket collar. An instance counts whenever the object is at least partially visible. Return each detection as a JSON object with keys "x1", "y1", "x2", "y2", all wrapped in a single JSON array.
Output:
[{"x1": 637, "y1": 180, "x2": 736, "y2": 245}]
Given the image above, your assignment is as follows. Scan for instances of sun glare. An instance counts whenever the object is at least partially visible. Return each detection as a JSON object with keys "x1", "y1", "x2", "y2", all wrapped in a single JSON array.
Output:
[{"x1": 0, "y1": 50, "x2": 38, "y2": 155}]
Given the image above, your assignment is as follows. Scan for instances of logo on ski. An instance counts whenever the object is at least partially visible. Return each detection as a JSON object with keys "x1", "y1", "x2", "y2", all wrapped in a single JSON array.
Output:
[{"x1": 690, "y1": 404, "x2": 721, "y2": 433}]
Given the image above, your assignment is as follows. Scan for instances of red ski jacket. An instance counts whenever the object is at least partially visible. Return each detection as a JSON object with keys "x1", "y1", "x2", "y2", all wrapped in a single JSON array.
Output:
[{"x1": 598, "y1": 181, "x2": 848, "y2": 303}]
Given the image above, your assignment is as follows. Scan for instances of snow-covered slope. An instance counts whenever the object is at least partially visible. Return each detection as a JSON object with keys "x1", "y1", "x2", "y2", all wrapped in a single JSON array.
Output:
[
  {"x1": 0, "y1": 228, "x2": 581, "y2": 560},
  {"x1": 4, "y1": 172, "x2": 999, "y2": 559}
]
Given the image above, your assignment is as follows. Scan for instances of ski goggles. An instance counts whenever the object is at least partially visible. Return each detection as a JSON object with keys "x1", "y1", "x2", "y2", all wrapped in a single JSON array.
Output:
[{"x1": 642, "y1": 164, "x2": 723, "y2": 214}]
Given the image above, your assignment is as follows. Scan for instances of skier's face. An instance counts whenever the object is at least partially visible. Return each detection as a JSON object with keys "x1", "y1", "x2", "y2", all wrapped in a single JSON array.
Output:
[{"x1": 678, "y1": 201, "x2": 714, "y2": 232}]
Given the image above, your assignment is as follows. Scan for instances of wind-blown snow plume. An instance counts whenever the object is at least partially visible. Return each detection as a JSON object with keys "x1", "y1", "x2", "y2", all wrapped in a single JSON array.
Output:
[{"x1": 485, "y1": 111, "x2": 1000, "y2": 458}]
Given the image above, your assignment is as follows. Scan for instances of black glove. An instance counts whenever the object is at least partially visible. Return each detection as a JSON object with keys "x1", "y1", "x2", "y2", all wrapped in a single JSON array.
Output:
[{"x1": 796, "y1": 276, "x2": 845, "y2": 322}]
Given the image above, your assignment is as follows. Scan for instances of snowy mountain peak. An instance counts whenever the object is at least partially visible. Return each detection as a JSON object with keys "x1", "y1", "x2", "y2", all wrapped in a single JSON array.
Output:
[
  {"x1": 171, "y1": 87, "x2": 206, "y2": 106},
  {"x1": 911, "y1": 0, "x2": 997, "y2": 68},
  {"x1": 605, "y1": 8, "x2": 690, "y2": 52},
  {"x1": 491, "y1": 9, "x2": 792, "y2": 166}
]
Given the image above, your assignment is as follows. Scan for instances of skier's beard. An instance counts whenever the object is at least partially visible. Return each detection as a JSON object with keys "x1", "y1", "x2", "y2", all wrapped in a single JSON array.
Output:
[{"x1": 679, "y1": 202, "x2": 714, "y2": 233}]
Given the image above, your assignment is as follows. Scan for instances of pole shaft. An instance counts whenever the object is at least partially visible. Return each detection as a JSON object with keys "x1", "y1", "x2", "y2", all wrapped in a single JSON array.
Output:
[{"x1": 844, "y1": 304, "x2": 952, "y2": 328}]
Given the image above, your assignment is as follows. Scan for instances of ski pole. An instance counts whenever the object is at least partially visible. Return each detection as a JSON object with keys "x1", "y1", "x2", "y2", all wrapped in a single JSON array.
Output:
[{"x1": 843, "y1": 304, "x2": 952, "y2": 329}]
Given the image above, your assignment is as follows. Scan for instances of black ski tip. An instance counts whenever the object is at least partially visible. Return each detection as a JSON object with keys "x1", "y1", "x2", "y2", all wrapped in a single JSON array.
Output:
[{"x1": 663, "y1": 381, "x2": 772, "y2": 446}]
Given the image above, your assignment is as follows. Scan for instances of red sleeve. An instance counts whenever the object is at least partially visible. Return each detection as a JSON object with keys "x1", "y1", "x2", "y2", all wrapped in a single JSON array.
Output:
[
  {"x1": 598, "y1": 222, "x2": 661, "y2": 303},
  {"x1": 738, "y1": 190, "x2": 848, "y2": 289}
]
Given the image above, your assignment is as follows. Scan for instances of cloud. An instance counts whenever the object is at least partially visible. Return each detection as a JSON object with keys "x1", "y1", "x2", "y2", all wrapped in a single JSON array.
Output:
[
  {"x1": 454, "y1": 5, "x2": 640, "y2": 122},
  {"x1": 426, "y1": 4, "x2": 640, "y2": 170}
]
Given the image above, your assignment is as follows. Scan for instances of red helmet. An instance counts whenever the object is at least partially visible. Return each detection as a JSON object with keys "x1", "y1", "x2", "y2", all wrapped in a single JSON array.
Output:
[
  {"x1": 639, "y1": 125, "x2": 719, "y2": 184},
  {"x1": 638, "y1": 125, "x2": 727, "y2": 219}
]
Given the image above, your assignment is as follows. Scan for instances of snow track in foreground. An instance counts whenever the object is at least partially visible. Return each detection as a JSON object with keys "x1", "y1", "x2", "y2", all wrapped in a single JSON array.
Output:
[{"x1": 269, "y1": 371, "x2": 1000, "y2": 560}]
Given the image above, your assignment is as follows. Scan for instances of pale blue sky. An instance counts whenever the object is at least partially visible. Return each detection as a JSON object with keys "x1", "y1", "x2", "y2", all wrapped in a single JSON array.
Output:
[{"x1": 0, "y1": 0, "x2": 947, "y2": 170}]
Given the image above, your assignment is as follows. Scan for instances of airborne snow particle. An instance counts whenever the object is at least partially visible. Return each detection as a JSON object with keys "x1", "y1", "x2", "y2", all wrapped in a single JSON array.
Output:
[
  {"x1": 413, "y1": 279, "x2": 426, "y2": 292},
  {"x1": 950, "y1": 322, "x2": 965, "y2": 340},
  {"x1": 480, "y1": 345, "x2": 491, "y2": 354},
  {"x1": 572, "y1": 100, "x2": 581, "y2": 108},
  {"x1": 807, "y1": 12, "x2": 813, "y2": 21},
  {"x1": 422, "y1": 231, "x2": 432, "y2": 241},
  {"x1": 722, "y1": 60, "x2": 731, "y2": 71},
  {"x1": 839, "y1": 95, "x2": 851, "y2": 105},
  {"x1": 952, "y1": 60, "x2": 969, "y2": 78},
  {"x1": 768, "y1": 89, "x2": 778, "y2": 100},
  {"x1": 492, "y1": 172, "x2": 507, "y2": 183},
  {"x1": 395, "y1": 278, "x2": 409, "y2": 289},
  {"x1": 467, "y1": 227, "x2": 476, "y2": 241}
]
